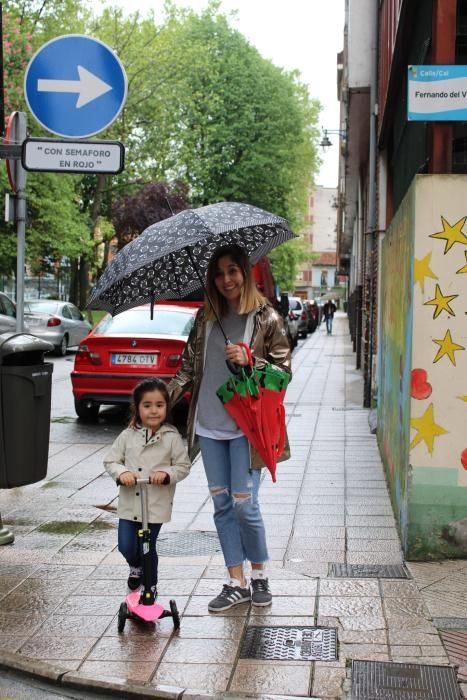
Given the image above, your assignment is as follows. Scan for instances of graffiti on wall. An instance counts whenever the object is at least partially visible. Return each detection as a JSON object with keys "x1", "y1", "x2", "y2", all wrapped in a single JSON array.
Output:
[
  {"x1": 411, "y1": 190, "x2": 467, "y2": 489},
  {"x1": 377, "y1": 187, "x2": 414, "y2": 532}
]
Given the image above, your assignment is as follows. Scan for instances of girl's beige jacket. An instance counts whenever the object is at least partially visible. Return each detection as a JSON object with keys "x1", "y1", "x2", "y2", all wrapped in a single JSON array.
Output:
[{"x1": 104, "y1": 423, "x2": 191, "y2": 523}]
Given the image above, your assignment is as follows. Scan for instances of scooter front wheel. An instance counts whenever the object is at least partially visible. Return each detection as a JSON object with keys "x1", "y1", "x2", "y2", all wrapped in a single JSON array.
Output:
[
  {"x1": 118, "y1": 602, "x2": 128, "y2": 633},
  {"x1": 169, "y1": 599, "x2": 180, "y2": 629}
]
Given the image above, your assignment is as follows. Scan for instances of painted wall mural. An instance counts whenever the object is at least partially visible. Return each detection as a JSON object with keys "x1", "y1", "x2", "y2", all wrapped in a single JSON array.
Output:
[
  {"x1": 379, "y1": 175, "x2": 467, "y2": 559},
  {"x1": 377, "y1": 183, "x2": 414, "y2": 550}
]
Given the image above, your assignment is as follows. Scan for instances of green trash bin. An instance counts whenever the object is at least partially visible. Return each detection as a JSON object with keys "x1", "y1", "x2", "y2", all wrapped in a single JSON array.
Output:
[{"x1": 0, "y1": 333, "x2": 54, "y2": 488}]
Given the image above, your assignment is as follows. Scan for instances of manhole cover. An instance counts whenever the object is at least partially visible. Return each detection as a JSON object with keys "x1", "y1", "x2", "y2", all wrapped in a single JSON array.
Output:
[
  {"x1": 440, "y1": 630, "x2": 467, "y2": 665},
  {"x1": 351, "y1": 660, "x2": 459, "y2": 699},
  {"x1": 329, "y1": 563, "x2": 410, "y2": 579},
  {"x1": 240, "y1": 626, "x2": 337, "y2": 661},
  {"x1": 156, "y1": 531, "x2": 221, "y2": 556}
]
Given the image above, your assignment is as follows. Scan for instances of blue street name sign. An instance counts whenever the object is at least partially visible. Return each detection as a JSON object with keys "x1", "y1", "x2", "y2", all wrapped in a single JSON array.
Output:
[
  {"x1": 408, "y1": 65, "x2": 467, "y2": 121},
  {"x1": 24, "y1": 35, "x2": 128, "y2": 138}
]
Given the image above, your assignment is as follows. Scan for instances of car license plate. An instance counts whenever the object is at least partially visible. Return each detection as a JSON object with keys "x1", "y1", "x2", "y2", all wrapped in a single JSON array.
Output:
[{"x1": 112, "y1": 353, "x2": 157, "y2": 365}]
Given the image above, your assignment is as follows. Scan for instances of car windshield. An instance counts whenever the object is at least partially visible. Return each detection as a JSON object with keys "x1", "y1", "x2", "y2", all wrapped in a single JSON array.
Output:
[
  {"x1": 289, "y1": 299, "x2": 301, "y2": 310},
  {"x1": 26, "y1": 301, "x2": 59, "y2": 313},
  {"x1": 94, "y1": 308, "x2": 196, "y2": 337}
]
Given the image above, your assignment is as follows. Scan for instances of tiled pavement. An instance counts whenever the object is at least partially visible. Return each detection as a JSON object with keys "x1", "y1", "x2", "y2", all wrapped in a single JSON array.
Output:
[{"x1": 0, "y1": 312, "x2": 466, "y2": 699}]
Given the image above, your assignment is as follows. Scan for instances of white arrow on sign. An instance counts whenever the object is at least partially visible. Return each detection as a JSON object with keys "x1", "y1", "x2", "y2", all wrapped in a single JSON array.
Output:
[{"x1": 37, "y1": 65, "x2": 112, "y2": 108}]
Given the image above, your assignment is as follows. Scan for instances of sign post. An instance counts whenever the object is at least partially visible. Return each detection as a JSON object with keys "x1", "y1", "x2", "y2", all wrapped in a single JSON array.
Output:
[{"x1": 4, "y1": 111, "x2": 27, "y2": 331}]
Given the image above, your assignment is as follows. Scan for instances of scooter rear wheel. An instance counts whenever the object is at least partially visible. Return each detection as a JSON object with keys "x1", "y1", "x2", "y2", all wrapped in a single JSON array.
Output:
[
  {"x1": 118, "y1": 602, "x2": 128, "y2": 633},
  {"x1": 169, "y1": 599, "x2": 180, "y2": 629}
]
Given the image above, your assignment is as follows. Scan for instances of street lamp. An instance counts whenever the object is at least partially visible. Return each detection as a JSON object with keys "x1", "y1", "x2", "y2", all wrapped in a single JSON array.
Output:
[{"x1": 319, "y1": 128, "x2": 346, "y2": 151}]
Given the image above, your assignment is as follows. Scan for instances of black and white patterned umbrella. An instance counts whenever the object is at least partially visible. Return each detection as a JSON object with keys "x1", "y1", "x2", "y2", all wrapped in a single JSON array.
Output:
[{"x1": 87, "y1": 201, "x2": 295, "y2": 315}]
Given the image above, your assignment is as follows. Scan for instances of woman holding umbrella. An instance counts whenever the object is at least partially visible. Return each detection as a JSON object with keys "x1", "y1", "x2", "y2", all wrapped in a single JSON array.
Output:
[{"x1": 168, "y1": 244, "x2": 291, "y2": 613}]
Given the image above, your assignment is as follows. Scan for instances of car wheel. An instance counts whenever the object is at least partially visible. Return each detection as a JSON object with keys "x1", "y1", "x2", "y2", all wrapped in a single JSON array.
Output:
[
  {"x1": 74, "y1": 398, "x2": 100, "y2": 422},
  {"x1": 56, "y1": 334, "x2": 68, "y2": 357}
]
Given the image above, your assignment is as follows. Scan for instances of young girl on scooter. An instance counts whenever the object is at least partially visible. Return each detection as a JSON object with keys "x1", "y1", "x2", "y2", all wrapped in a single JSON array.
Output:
[{"x1": 104, "y1": 378, "x2": 191, "y2": 595}]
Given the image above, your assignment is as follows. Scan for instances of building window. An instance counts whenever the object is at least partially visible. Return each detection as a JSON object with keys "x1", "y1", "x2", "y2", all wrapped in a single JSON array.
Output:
[{"x1": 321, "y1": 270, "x2": 328, "y2": 286}]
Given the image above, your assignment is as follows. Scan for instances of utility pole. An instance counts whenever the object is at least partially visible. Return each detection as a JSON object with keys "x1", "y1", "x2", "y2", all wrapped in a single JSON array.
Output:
[
  {"x1": 13, "y1": 113, "x2": 27, "y2": 332},
  {"x1": 0, "y1": 1, "x2": 14, "y2": 545},
  {"x1": 0, "y1": 3, "x2": 4, "y2": 137}
]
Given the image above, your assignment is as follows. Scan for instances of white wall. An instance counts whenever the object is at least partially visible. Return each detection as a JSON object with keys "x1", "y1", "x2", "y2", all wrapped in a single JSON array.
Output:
[
  {"x1": 312, "y1": 186, "x2": 338, "y2": 251},
  {"x1": 347, "y1": 0, "x2": 374, "y2": 89}
]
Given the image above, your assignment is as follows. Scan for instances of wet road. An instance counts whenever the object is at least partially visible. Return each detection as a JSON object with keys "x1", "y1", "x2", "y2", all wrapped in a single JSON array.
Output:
[{"x1": 48, "y1": 352, "x2": 128, "y2": 445}]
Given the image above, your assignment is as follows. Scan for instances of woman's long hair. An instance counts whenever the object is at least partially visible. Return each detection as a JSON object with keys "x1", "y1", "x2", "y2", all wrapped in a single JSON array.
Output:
[
  {"x1": 204, "y1": 244, "x2": 266, "y2": 320},
  {"x1": 128, "y1": 378, "x2": 170, "y2": 429}
]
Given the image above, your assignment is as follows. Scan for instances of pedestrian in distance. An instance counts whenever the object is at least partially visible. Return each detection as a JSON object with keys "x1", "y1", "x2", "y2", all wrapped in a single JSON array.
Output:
[
  {"x1": 322, "y1": 299, "x2": 337, "y2": 335},
  {"x1": 168, "y1": 243, "x2": 291, "y2": 613},
  {"x1": 104, "y1": 378, "x2": 191, "y2": 596}
]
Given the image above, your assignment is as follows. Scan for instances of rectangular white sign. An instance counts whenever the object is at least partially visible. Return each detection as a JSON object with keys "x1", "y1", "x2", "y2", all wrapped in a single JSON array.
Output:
[
  {"x1": 408, "y1": 65, "x2": 467, "y2": 121},
  {"x1": 22, "y1": 138, "x2": 125, "y2": 173}
]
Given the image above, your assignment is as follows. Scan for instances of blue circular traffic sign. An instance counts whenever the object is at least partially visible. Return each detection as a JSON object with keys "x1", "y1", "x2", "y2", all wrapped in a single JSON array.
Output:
[{"x1": 24, "y1": 35, "x2": 128, "y2": 138}]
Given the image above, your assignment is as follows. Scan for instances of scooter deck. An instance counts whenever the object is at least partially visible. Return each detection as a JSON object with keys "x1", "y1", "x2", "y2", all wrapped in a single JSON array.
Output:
[{"x1": 126, "y1": 591, "x2": 166, "y2": 621}]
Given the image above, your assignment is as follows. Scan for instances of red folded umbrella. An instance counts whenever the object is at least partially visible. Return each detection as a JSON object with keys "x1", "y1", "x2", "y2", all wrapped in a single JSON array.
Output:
[
  {"x1": 216, "y1": 344, "x2": 290, "y2": 482},
  {"x1": 252, "y1": 361, "x2": 289, "y2": 481},
  {"x1": 216, "y1": 369, "x2": 263, "y2": 455}
]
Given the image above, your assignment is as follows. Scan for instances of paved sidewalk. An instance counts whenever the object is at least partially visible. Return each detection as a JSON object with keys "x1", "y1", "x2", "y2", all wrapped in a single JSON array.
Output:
[{"x1": 0, "y1": 313, "x2": 466, "y2": 699}]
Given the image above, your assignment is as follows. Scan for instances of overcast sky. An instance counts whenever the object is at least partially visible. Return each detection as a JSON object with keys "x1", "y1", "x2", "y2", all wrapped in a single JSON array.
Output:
[{"x1": 112, "y1": 0, "x2": 345, "y2": 188}]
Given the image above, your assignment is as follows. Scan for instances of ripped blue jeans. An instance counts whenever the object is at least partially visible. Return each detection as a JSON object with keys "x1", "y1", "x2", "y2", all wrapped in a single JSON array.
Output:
[{"x1": 198, "y1": 435, "x2": 269, "y2": 568}]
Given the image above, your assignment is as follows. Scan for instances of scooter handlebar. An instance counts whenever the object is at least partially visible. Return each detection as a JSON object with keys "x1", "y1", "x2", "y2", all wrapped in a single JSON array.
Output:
[{"x1": 116, "y1": 476, "x2": 169, "y2": 486}]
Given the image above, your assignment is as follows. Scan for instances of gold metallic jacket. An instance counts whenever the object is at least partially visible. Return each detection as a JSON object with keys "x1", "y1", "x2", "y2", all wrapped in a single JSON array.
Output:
[{"x1": 167, "y1": 303, "x2": 292, "y2": 468}]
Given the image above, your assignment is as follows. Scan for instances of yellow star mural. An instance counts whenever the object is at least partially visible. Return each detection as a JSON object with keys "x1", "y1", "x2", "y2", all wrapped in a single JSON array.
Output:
[
  {"x1": 457, "y1": 251, "x2": 467, "y2": 274},
  {"x1": 429, "y1": 216, "x2": 467, "y2": 254},
  {"x1": 410, "y1": 403, "x2": 448, "y2": 455},
  {"x1": 414, "y1": 252, "x2": 438, "y2": 292},
  {"x1": 424, "y1": 284, "x2": 458, "y2": 319},
  {"x1": 432, "y1": 329, "x2": 465, "y2": 365},
  {"x1": 457, "y1": 395, "x2": 467, "y2": 402}
]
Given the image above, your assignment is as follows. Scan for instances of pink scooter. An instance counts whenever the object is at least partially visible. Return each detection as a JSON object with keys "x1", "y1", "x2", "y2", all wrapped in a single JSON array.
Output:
[{"x1": 117, "y1": 478, "x2": 179, "y2": 632}]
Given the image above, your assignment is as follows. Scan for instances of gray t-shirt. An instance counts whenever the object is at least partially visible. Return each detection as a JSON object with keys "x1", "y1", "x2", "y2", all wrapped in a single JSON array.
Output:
[{"x1": 196, "y1": 310, "x2": 248, "y2": 439}]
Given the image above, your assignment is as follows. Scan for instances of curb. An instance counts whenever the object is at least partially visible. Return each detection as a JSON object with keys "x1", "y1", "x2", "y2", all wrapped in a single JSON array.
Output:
[
  {"x1": 0, "y1": 649, "x2": 184, "y2": 698},
  {"x1": 0, "y1": 649, "x2": 318, "y2": 699}
]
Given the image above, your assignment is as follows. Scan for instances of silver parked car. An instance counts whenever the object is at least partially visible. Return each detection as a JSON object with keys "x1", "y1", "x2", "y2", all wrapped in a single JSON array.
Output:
[
  {"x1": 24, "y1": 300, "x2": 92, "y2": 356},
  {"x1": 0, "y1": 292, "x2": 21, "y2": 334},
  {"x1": 288, "y1": 296, "x2": 308, "y2": 338}
]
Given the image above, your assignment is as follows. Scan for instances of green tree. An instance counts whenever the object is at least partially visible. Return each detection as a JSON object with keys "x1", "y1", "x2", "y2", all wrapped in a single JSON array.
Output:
[
  {"x1": 269, "y1": 238, "x2": 313, "y2": 292},
  {"x1": 143, "y1": 6, "x2": 321, "y2": 231},
  {"x1": 0, "y1": 1, "x2": 322, "y2": 303}
]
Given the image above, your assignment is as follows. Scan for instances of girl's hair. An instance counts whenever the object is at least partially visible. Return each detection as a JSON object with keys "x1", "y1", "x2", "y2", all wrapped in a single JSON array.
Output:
[
  {"x1": 128, "y1": 378, "x2": 169, "y2": 428},
  {"x1": 204, "y1": 244, "x2": 266, "y2": 319}
]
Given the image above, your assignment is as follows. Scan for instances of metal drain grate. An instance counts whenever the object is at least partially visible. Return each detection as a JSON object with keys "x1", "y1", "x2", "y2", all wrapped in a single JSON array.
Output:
[
  {"x1": 240, "y1": 626, "x2": 337, "y2": 661},
  {"x1": 329, "y1": 563, "x2": 410, "y2": 579},
  {"x1": 156, "y1": 531, "x2": 221, "y2": 556},
  {"x1": 351, "y1": 660, "x2": 460, "y2": 699},
  {"x1": 440, "y1": 630, "x2": 467, "y2": 665}
]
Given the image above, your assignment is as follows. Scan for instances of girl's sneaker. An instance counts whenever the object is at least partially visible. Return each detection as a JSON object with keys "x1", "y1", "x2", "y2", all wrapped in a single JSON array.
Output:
[
  {"x1": 251, "y1": 577, "x2": 272, "y2": 606},
  {"x1": 208, "y1": 581, "x2": 251, "y2": 612},
  {"x1": 127, "y1": 566, "x2": 142, "y2": 591}
]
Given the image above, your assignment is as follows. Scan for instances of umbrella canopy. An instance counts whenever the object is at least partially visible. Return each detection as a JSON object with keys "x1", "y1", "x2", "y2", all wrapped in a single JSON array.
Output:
[{"x1": 88, "y1": 201, "x2": 295, "y2": 316}]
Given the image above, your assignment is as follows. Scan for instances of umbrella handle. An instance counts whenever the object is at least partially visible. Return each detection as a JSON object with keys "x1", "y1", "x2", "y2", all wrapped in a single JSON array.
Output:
[
  {"x1": 238, "y1": 342, "x2": 253, "y2": 368},
  {"x1": 225, "y1": 341, "x2": 253, "y2": 375}
]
